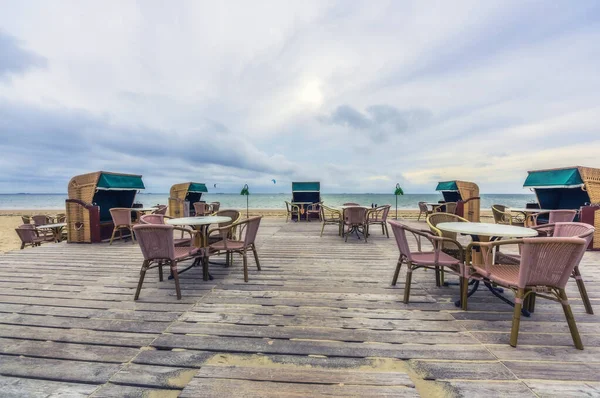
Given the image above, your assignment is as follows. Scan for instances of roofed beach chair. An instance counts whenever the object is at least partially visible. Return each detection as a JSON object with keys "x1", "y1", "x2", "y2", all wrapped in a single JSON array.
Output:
[
  {"x1": 109, "y1": 208, "x2": 136, "y2": 245},
  {"x1": 389, "y1": 221, "x2": 464, "y2": 304},
  {"x1": 462, "y1": 236, "x2": 588, "y2": 349},
  {"x1": 133, "y1": 224, "x2": 203, "y2": 300},
  {"x1": 366, "y1": 205, "x2": 390, "y2": 238},
  {"x1": 207, "y1": 216, "x2": 262, "y2": 282},
  {"x1": 320, "y1": 204, "x2": 342, "y2": 237},
  {"x1": 168, "y1": 182, "x2": 208, "y2": 218},
  {"x1": 435, "y1": 180, "x2": 480, "y2": 222}
]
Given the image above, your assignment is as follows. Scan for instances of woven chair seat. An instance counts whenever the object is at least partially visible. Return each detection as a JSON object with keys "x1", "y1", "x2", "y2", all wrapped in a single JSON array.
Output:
[
  {"x1": 472, "y1": 263, "x2": 520, "y2": 286},
  {"x1": 173, "y1": 246, "x2": 202, "y2": 260},
  {"x1": 209, "y1": 240, "x2": 245, "y2": 251},
  {"x1": 411, "y1": 251, "x2": 461, "y2": 266}
]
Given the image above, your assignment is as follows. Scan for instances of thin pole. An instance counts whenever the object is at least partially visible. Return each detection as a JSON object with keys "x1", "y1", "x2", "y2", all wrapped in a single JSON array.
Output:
[{"x1": 396, "y1": 195, "x2": 398, "y2": 220}]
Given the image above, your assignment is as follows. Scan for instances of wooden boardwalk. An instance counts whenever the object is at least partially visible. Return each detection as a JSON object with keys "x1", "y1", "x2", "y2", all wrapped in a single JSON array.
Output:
[{"x1": 1, "y1": 218, "x2": 600, "y2": 397}]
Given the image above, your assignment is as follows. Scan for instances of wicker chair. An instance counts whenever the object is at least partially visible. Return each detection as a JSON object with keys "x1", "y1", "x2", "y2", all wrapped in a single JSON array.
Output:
[
  {"x1": 109, "y1": 208, "x2": 136, "y2": 245},
  {"x1": 462, "y1": 237, "x2": 588, "y2": 349},
  {"x1": 15, "y1": 224, "x2": 53, "y2": 249},
  {"x1": 306, "y1": 202, "x2": 322, "y2": 222},
  {"x1": 210, "y1": 202, "x2": 221, "y2": 212},
  {"x1": 366, "y1": 205, "x2": 390, "y2": 238},
  {"x1": 439, "y1": 202, "x2": 457, "y2": 214},
  {"x1": 389, "y1": 221, "x2": 464, "y2": 304},
  {"x1": 139, "y1": 214, "x2": 195, "y2": 247},
  {"x1": 133, "y1": 224, "x2": 203, "y2": 300},
  {"x1": 207, "y1": 217, "x2": 262, "y2": 282},
  {"x1": 427, "y1": 212, "x2": 469, "y2": 286},
  {"x1": 21, "y1": 215, "x2": 31, "y2": 224},
  {"x1": 320, "y1": 204, "x2": 342, "y2": 237},
  {"x1": 343, "y1": 206, "x2": 368, "y2": 242},
  {"x1": 151, "y1": 205, "x2": 168, "y2": 215},
  {"x1": 491, "y1": 204, "x2": 525, "y2": 226},
  {"x1": 417, "y1": 202, "x2": 433, "y2": 221},
  {"x1": 529, "y1": 210, "x2": 577, "y2": 226},
  {"x1": 194, "y1": 202, "x2": 211, "y2": 216},
  {"x1": 285, "y1": 201, "x2": 300, "y2": 223},
  {"x1": 208, "y1": 210, "x2": 242, "y2": 266}
]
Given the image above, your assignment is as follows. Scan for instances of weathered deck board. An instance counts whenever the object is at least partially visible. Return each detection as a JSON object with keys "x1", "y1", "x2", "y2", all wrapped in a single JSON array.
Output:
[{"x1": 0, "y1": 218, "x2": 599, "y2": 396}]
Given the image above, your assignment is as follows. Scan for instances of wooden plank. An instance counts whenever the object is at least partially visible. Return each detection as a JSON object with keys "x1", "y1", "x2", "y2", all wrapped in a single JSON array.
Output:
[
  {"x1": 524, "y1": 380, "x2": 600, "y2": 397},
  {"x1": 91, "y1": 383, "x2": 180, "y2": 398},
  {"x1": 133, "y1": 350, "x2": 215, "y2": 368},
  {"x1": 0, "y1": 375, "x2": 97, "y2": 397},
  {"x1": 410, "y1": 360, "x2": 516, "y2": 380},
  {"x1": 442, "y1": 380, "x2": 535, "y2": 397},
  {"x1": 110, "y1": 363, "x2": 198, "y2": 388},
  {"x1": 503, "y1": 361, "x2": 600, "y2": 381}
]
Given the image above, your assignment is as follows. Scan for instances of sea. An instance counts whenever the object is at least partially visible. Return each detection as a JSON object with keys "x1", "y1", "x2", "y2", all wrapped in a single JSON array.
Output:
[{"x1": 0, "y1": 193, "x2": 537, "y2": 210}]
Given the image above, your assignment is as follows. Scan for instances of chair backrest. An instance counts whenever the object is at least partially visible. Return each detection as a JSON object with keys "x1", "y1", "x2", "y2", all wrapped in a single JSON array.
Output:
[
  {"x1": 139, "y1": 214, "x2": 166, "y2": 225},
  {"x1": 241, "y1": 216, "x2": 262, "y2": 246},
  {"x1": 56, "y1": 214, "x2": 67, "y2": 222},
  {"x1": 15, "y1": 225, "x2": 37, "y2": 244},
  {"x1": 371, "y1": 205, "x2": 390, "y2": 221},
  {"x1": 215, "y1": 210, "x2": 241, "y2": 229},
  {"x1": 519, "y1": 237, "x2": 587, "y2": 288},
  {"x1": 548, "y1": 210, "x2": 577, "y2": 224},
  {"x1": 388, "y1": 220, "x2": 422, "y2": 263},
  {"x1": 444, "y1": 202, "x2": 457, "y2": 214},
  {"x1": 110, "y1": 208, "x2": 133, "y2": 226},
  {"x1": 133, "y1": 224, "x2": 176, "y2": 261},
  {"x1": 418, "y1": 202, "x2": 429, "y2": 212},
  {"x1": 343, "y1": 202, "x2": 359, "y2": 206},
  {"x1": 343, "y1": 206, "x2": 367, "y2": 225},
  {"x1": 491, "y1": 205, "x2": 508, "y2": 224},
  {"x1": 21, "y1": 215, "x2": 31, "y2": 224},
  {"x1": 194, "y1": 202, "x2": 210, "y2": 216},
  {"x1": 210, "y1": 202, "x2": 221, "y2": 212},
  {"x1": 546, "y1": 222, "x2": 594, "y2": 245},
  {"x1": 320, "y1": 204, "x2": 340, "y2": 220},
  {"x1": 32, "y1": 215, "x2": 49, "y2": 226},
  {"x1": 285, "y1": 201, "x2": 291, "y2": 212},
  {"x1": 427, "y1": 212, "x2": 468, "y2": 248},
  {"x1": 152, "y1": 205, "x2": 168, "y2": 215}
]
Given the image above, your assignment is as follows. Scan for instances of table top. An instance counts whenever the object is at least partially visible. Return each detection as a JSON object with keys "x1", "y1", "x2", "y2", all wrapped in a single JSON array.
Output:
[
  {"x1": 338, "y1": 205, "x2": 370, "y2": 210},
  {"x1": 36, "y1": 222, "x2": 67, "y2": 229},
  {"x1": 166, "y1": 216, "x2": 232, "y2": 226},
  {"x1": 508, "y1": 208, "x2": 551, "y2": 213},
  {"x1": 436, "y1": 222, "x2": 538, "y2": 238},
  {"x1": 424, "y1": 202, "x2": 442, "y2": 206},
  {"x1": 291, "y1": 202, "x2": 313, "y2": 205},
  {"x1": 130, "y1": 208, "x2": 156, "y2": 212}
]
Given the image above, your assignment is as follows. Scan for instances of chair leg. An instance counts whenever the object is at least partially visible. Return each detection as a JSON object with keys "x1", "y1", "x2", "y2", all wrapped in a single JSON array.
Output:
[
  {"x1": 20, "y1": 243, "x2": 25, "y2": 250},
  {"x1": 242, "y1": 254, "x2": 249, "y2": 282},
  {"x1": 158, "y1": 261, "x2": 163, "y2": 282},
  {"x1": 440, "y1": 268, "x2": 445, "y2": 286},
  {"x1": 417, "y1": 211, "x2": 422, "y2": 221},
  {"x1": 320, "y1": 222, "x2": 326, "y2": 237},
  {"x1": 171, "y1": 261, "x2": 182, "y2": 300},
  {"x1": 130, "y1": 227, "x2": 135, "y2": 244},
  {"x1": 384, "y1": 223, "x2": 389, "y2": 238},
  {"x1": 461, "y1": 277, "x2": 469, "y2": 310},
  {"x1": 510, "y1": 288, "x2": 525, "y2": 347},
  {"x1": 252, "y1": 245, "x2": 261, "y2": 270},
  {"x1": 559, "y1": 288, "x2": 583, "y2": 349},
  {"x1": 109, "y1": 227, "x2": 118, "y2": 245},
  {"x1": 434, "y1": 266, "x2": 441, "y2": 287},
  {"x1": 134, "y1": 260, "x2": 148, "y2": 300},
  {"x1": 403, "y1": 267, "x2": 413, "y2": 304},
  {"x1": 392, "y1": 257, "x2": 402, "y2": 286},
  {"x1": 573, "y1": 267, "x2": 594, "y2": 315}
]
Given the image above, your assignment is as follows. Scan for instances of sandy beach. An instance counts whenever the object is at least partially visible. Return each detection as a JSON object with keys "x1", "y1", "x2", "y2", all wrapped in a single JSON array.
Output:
[{"x1": 0, "y1": 209, "x2": 494, "y2": 253}]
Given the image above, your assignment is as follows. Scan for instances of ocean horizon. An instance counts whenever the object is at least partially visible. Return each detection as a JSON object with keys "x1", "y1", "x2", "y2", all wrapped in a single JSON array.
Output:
[{"x1": 0, "y1": 193, "x2": 537, "y2": 210}]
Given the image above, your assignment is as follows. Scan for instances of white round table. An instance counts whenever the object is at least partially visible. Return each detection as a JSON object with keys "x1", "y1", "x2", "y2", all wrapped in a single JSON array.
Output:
[
  {"x1": 508, "y1": 208, "x2": 551, "y2": 213},
  {"x1": 36, "y1": 222, "x2": 67, "y2": 242}
]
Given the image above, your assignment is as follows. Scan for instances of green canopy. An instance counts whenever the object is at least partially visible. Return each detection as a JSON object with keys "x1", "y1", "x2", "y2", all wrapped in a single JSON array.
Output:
[
  {"x1": 292, "y1": 182, "x2": 320, "y2": 192},
  {"x1": 188, "y1": 183, "x2": 208, "y2": 193},
  {"x1": 435, "y1": 181, "x2": 458, "y2": 191},
  {"x1": 97, "y1": 173, "x2": 144, "y2": 190},
  {"x1": 523, "y1": 168, "x2": 584, "y2": 188}
]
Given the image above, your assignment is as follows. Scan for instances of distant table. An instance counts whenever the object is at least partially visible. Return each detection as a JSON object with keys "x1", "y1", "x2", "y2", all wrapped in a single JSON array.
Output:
[
  {"x1": 508, "y1": 208, "x2": 552, "y2": 226},
  {"x1": 437, "y1": 222, "x2": 538, "y2": 315},
  {"x1": 167, "y1": 216, "x2": 232, "y2": 280},
  {"x1": 291, "y1": 202, "x2": 313, "y2": 221},
  {"x1": 130, "y1": 208, "x2": 156, "y2": 213},
  {"x1": 338, "y1": 205, "x2": 370, "y2": 210},
  {"x1": 36, "y1": 222, "x2": 67, "y2": 242}
]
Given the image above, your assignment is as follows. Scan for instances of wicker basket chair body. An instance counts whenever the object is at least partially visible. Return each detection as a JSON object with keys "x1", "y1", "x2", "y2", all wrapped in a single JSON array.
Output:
[
  {"x1": 524, "y1": 166, "x2": 600, "y2": 250},
  {"x1": 435, "y1": 180, "x2": 480, "y2": 222},
  {"x1": 168, "y1": 182, "x2": 208, "y2": 218},
  {"x1": 66, "y1": 171, "x2": 144, "y2": 243},
  {"x1": 291, "y1": 182, "x2": 321, "y2": 221}
]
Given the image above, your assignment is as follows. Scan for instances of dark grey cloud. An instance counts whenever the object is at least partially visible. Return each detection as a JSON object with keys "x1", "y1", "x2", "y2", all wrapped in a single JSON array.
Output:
[
  {"x1": 0, "y1": 31, "x2": 46, "y2": 78},
  {"x1": 319, "y1": 104, "x2": 432, "y2": 141}
]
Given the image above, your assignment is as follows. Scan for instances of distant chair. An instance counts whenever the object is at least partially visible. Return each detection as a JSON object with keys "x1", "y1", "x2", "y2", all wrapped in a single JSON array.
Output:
[
  {"x1": 207, "y1": 216, "x2": 262, "y2": 282},
  {"x1": 109, "y1": 208, "x2": 136, "y2": 245},
  {"x1": 529, "y1": 210, "x2": 577, "y2": 226},
  {"x1": 133, "y1": 224, "x2": 203, "y2": 300},
  {"x1": 32, "y1": 215, "x2": 50, "y2": 226},
  {"x1": 306, "y1": 202, "x2": 322, "y2": 221},
  {"x1": 319, "y1": 204, "x2": 342, "y2": 237},
  {"x1": 366, "y1": 205, "x2": 390, "y2": 238},
  {"x1": 210, "y1": 202, "x2": 221, "y2": 212},
  {"x1": 417, "y1": 202, "x2": 433, "y2": 221},
  {"x1": 342, "y1": 206, "x2": 368, "y2": 242},
  {"x1": 194, "y1": 202, "x2": 211, "y2": 216},
  {"x1": 21, "y1": 215, "x2": 31, "y2": 224},
  {"x1": 152, "y1": 205, "x2": 168, "y2": 215},
  {"x1": 343, "y1": 202, "x2": 359, "y2": 206},
  {"x1": 491, "y1": 204, "x2": 524, "y2": 226},
  {"x1": 208, "y1": 210, "x2": 242, "y2": 262},
  {"x1": 15, "y1": 224, "x2": 53, "y2": 249},
  {"x1": 427, "y1": 212, "x2": 469, "y2": 286},
  {"x1": 55, "y1": 214, "x2": 67, "y2": 222},
  {"x1": 285, "y1": 201, "x2": 300, "y2": 222},
  {"x1": 440, "y1": 202, "x2": 457, "y2": 214},
  {"x1": 462, "y1": 236, "x2": 588, "y2": 349},
  {"x1": 389, "y1": 221, "x2": 464, "y2": 304}
]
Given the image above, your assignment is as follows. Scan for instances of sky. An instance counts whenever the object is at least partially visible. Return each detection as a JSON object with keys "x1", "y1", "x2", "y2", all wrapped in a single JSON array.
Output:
[{"x1": 1, "y1": 0, "x2": 599, "y2": 194}]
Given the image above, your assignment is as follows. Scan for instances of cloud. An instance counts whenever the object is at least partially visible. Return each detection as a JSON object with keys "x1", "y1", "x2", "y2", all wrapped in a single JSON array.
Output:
[
  {"x1": 318, "y1": 104, "x2": 432, "y2": 141},
  {"x1": 0, "y1": 30, "x2": 46, "y2": 79}
]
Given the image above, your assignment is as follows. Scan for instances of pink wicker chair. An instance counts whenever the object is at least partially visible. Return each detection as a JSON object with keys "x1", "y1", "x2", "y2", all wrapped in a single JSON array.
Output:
[
  {"x1": 389, "y1": 220, "x2": 464, "y2": 304},
  {"x1": 529, "y1": 210, "x2": 577, "y2": 226},
  {"x1": 417, "y1": 202, "x2": 433, "y2": 221},
  {"x1": 139, "y1": 214, "x2": 195, "y2": 247},
  {"x1": 193, "y1": 202, "x2": 211, "y2": 216},
  {"x1": 366, "y1": 205, "x2": 390, "y2": 238},
  {"x1": 133, "y1": 224, "x2": 203, "y2": 300},
  {"x1": 32, "y1": 215, "x2": 50, "y2": 226},
  {"x1": 109, "y1": 208, "x2": 136, "y2": 245},
  {"x1": 151, "y1": 205, "x2": 168, "y2": 215},
  {"x1": 463, "y1": 236, "x2": 588, "y2": 349},
  {"x1": 343, "y1": 206, "x2": 368, "y2": 242},
  {"x1": 15, "y1": 224, "x2": 53, "y2": 249},
  {"x1": 207, "y1": 216, "x2": 262, "y2": 282},
  {"x1": 210, "y1": 202, "x2": 221, "y2": 212}
]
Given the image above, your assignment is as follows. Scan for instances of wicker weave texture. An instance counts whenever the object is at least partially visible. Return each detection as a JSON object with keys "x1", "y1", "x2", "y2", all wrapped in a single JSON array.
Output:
[
  {"x1": 456, "y1": 180, "x2": 480, "y2": 222},
  {"x1": 169, "y1": 183, "x2": 191, "y2": 218},
  {"x1": 579, "y1": 166, "x2": 600, "y2": 204},
  {"x1": 594, "y1": 209, "x2": 600, "y2": 249}
]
